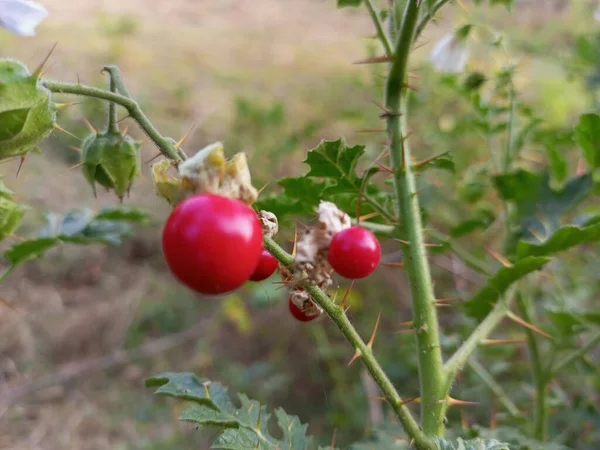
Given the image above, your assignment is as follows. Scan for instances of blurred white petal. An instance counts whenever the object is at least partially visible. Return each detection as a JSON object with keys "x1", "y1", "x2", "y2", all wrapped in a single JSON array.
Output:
[
  {"x1": 429, "y1": 31, "x2": 470, "y2": 74},
  {"x1": 595, "y1": 7, "x2": 600, "y2": 22},
  {"x1": 0, "y1": 0, "x2": 47, "y2": 36}
]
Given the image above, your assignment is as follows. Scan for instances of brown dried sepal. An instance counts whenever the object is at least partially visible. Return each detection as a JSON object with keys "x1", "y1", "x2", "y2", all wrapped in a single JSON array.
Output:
[{"x1": 258, "y1": 210, "x2": 278, "y2": 238}]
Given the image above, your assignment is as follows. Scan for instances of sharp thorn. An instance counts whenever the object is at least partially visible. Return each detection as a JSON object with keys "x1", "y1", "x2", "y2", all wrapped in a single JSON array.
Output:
[
  {"x1": 358, "y1": 212, "x2": 380, "y2": 222},
  {"x1": 403, "y1": 82, "x2": 419, "y2": 92},
  {"x1": 257, "y1": 182, "x2": 270, "y2": 196},
  {"x1": 485, "y1": 247, "x2": 512, "y2": 267},
  {"x1": 506, "y1": 312, "x2": 553, "y2": 340},
  {"x1": 348, "y1": 350, "x2": 362, "y2": 366},
  {"x1": 175, "y1": 123, "x2": 197, "y2": 148},
  {"x1": 69, "y1": 145, "x2": 81, "y2": 153},
  {"x1": 353, "y1": 55, "x2": 395, "y2": 65},
  {"x1": 33, "y1": 42, "x2": 58, "y2": 79},
  {"x1": 395, "y1": 328, "x2": 415, "y2": 334},
  {"x1": 120, "y1": 126, "x2": 129, "y2": 138},
  {"x1": 398, "y1": 320, "x2": 413, "y2": 327},
  {"x1": 373, "y1": 159, "x2": 395, "y2": 173},
  {"x1": 255, "y1": 408, "x2": 261, "y2": 430},
  {"x1": 116, "y1": 114, "x2": 131, "y2": 124},
  {"x1": 64, "y1": 162, "x2": 84, "y2": 172},
  {"x1": 55, "y1": 101, "x2": 84, "y2": 110},
  {"x1": 447, "y1": 397, "x2": 479, "y2": 406},
  {"x1": 367, "y1": 310, "x2": 382, "y2": 348},
  {"x1": 382, "y1": 261, "x2": 404, "y2": 268},
  {"x1": 413, "y1": 151, "x2": 451, "y2": 169},
  {"x1": 76, "y1": 73, "x2": 81, "y2": 85},
  {"x1": 481, "y1": 338, "x2": 526, "y2": 345},
  {"x1": 399, "y1": 397, "x2": 420, "y2": 406},
  {"x1": 435, "y1": 297, "x2": 463, "y2": 303},
  {"x1": 53, "y1": 123, "x2": 81, "y2": 141},
  {"x1": 355, "y1": 128, "x2": 387, "y2": 133},
  {"x1": 292, "y1": 226, "x2": 298, "y2": 258},
  {"x1": 15, "y1": 156, "x2": 25, "y2": 178},
  {"x1": 339, "y1": 280, "x2": 355, "y2": 309},
  {"x1": 82, "y1": 117, "x2": 97, "y2": 134},
  {"x1": 144, "y1": 152, "x2": 163, "y2": 164}
]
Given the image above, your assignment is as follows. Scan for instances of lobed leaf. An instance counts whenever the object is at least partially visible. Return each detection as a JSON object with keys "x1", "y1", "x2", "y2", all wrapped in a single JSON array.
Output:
[
  {"x1": 516, "y1": 222, "x2": 600, "y2": 259},
  {"x1": 574, "y1": 113, "x2": 600, "y2": 171},
  {"x1": 146, "y1": 372, "x2": 311, "y2": 450}
]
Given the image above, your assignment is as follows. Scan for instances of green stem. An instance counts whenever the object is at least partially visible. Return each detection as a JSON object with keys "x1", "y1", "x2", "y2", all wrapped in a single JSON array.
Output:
[
  {"x1": 467, "y1": 357, "x2": 522, "y2": 420},
  {"x1": 551, "y1": 330, "x2": 600, "y2": 376},
  {"x1": 444, "y1": 292, "x2": 512, "y2": 390},
  {"x1": 516, "y1": 293, "x2": 547, "y2": 441},
  {"x1": 415, "y1": 0, "x2": 452, "y2": 39},
  {"x1": 102, "y1": 65, "x2": 133, "y2": 98},
  {"x1": 104, "y1": 72, "x2": 119, "y2": 133},
  {"x1": 263, "y1": 236, "x2": 433, "y2": 450},
  {"x1": 385, "y1": 0, "x2": 445, "y2": 437},
  {"x1": 503, "y1": 81, "x2": 516, "y2": 172},
  {"x1": 42, "y1": 80, "x2": 183, "y2": 162},
  {"x1": 364, "y1": 0, "x2": 393, "y2": 57}
]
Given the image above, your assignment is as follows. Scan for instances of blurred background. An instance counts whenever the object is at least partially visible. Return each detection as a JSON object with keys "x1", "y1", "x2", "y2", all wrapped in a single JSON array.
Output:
[{"x1": 1, "y1": 0, "x2": 599, "y2": 449}]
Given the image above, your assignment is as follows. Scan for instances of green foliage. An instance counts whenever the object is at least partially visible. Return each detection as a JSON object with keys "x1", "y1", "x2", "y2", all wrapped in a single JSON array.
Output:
[
  {"x1": 145, "y1": 372, "x2": 311, "y2": 450},
  {"x1": 2, "y1": 206, "x2": 149, "y2": 273},
  {"x1": 464, "y1": 256, "x2": 549, "y2": 319},
  {"x1": 81, "y1": 130, "x2": 142, "y2": 199},
  {"x1": 0, "y1": 58, "x2": 57, "y2": 159},
  {"x1": 337, "y1": 0, "x2": 362, "y2": 7},
  {"x1": 434, "y1": 438, "x2": 510, "y2": 450},
  {"x1": 0, "y1": 178, "x2": 26, "y2": 241},
  {"x1": 255, "y1": 138, "x2": 393, "y2": 222},
  {"x1": 574, "y1": 113, "x2": 600, "y2": 173}
]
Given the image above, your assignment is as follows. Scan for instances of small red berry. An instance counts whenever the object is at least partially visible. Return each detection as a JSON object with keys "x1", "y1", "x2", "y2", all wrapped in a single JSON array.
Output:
[
  {"x1": 327, "y1": 226, "x2": 381, "y2": 279},
  {"x1": 249, "y1": 249, "x2": 278, "y2": 282},
  {"x1": 162, "y1": 193, "x2": 263, "y2": 295},
  {"x1": 288, "y1": 296, "x2": 319, "y2": 322}
]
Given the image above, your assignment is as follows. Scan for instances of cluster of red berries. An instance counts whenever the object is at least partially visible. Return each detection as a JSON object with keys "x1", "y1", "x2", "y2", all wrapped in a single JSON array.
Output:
[{"x1": 162, "y1": 193, "x2": 381, "y2": 321}]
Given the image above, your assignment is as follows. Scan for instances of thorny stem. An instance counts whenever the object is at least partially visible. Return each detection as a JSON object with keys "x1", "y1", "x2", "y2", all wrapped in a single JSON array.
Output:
[
  {"x1": 516, "y1": 292, "x2": 547, "y2": 441},
  {"x1": 467, "y1": 357, "x2": 522, "y2": 420},
  {"x1": 42, "y1": 80, "x2": 183, "y2": 162},
  {"x1": 551, "y1": 331, "x2": 600, "y2": 376},
  {"x1": 263, "y1": 236, "x2": 434, "y2": 450},
  {"x1": 364, "y1": 0, "x2": 393, "y2": 57},
  {"x1": 386, "y1": 0, "x2": 445, "y2": 437},
  {"x1": 105, "y1": 72, "x2": 119, "y2": 133}
]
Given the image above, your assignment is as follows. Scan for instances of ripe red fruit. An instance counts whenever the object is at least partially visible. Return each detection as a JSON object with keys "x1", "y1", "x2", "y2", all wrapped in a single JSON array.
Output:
[
  {"x1": 249, "y1": 249, "x2": 278, "y2": 282},
  {"x1": 288, "y1": 296, "x2": 319, "y2": 322},
  {"x1": 327, "y1": 226, "x2": 381, "y2": 279},
  {"x1": 162, "y1": 193, "x2": 263, "y2": 295}
]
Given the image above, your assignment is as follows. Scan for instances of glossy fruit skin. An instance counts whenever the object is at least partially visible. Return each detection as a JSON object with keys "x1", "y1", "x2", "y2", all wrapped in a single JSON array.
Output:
[
  {"x1": 328, "y1": 226, "x2": 381, "y2": 279},
  {"x1": 162, "y1": 193, "x2": 263, "y2": 295},
  {"x1": 249, "y1": 249, "x2": 278, "y2": 282},
  {"x1": 288, "y1": 296, "x2": 319, "y2": 322}
]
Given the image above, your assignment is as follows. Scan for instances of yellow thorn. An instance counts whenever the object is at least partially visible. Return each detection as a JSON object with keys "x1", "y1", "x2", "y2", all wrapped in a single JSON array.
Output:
[
  {"x1": 82, "y1": 118, "x2": 97, "y2": 134},
  {"x1": 175, "y1": 123, "x2": 197, "y2": 148},
  {"x1": 120, "y1": 126, "x2": 129, "y2": 138},
  {"x1": 144, "y1": 152, "x2": 163, "y2": 164},
  {"x1": 33, "y1": 42, "x2": 58, "y2": 79},
  {"x1": 398, "y1": 320, "x2": 413, "y2": 327},
  {"x1": 55, "y1": 101, "x2": 84, "y2": 110},
  {"x1": 507, "y1": 311, "x2": 553, "y2": 340},
  {"x1": 291, "y1": 227, "x2": 298, "y2": 258},
  {"x1": 53, "y1": 123, "x2": 80, "y2": 141},
  {"x1": 116, "y1": 114, "x2": 130, "y2": 124},
  {"x1": 413, "y1": 151, "x2": 451, "y2": 169},
  {"x1": 481, "y1": 338, "x2": 526, "y2": 346},
  {"x1": 358, "y1": 212, "x2": 380, "y2": 222},
  {"x1": 63, "y1": 162, "x2": 84, "y2": 173},
  {"x1": 399, "y1": 397, "x2": 420, "y2": 406},
  {"x1": 69, "y1": 145, "x2": 81, "y2": 153},
  {"x1": 348, "y1": 350, "x2": 362, "y2": 366},
  {"x1": 255, "y1": 408, "x2": 261, "y2": 430},
  {"x1": 485, "y1": 247, "x2": 512, "y2": 268},
  {"x1": 353, "y1": 55, "x2": 395, "y2": 65},
  {"x1": 355, "y1": 128, "x2": 387, "y2": 134},
  {"x1": 394, "y1": 328, "x2": 415, "y2": 335},
  {"x1": 367, "y1": 311, "x2": 382, "y2": 349},
  {"x1": 257, "y1": 182, "x2": 270, "y2": 196},
  {"x1": 382, "y1": 261, "x2": 404, "y2": 268},
  {"x1": 447, "y1": 397, "x2": 479, "y2": 406},
  {"x1": 373, "y1": 159, "x2": 394, "y2": 173}
]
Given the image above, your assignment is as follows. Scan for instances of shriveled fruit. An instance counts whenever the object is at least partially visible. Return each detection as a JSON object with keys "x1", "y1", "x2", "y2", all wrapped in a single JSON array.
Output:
[
  {"x1": 162, "y1": 193, "x2": 263, "y2": 295},
  {"x1": 288, "y1": 296, "x2": 319, "y2": 322},
  {"x1": 328, "y1": 226, "x2": 380, "y2": 279},
  {"x1": 249, "y1": 249, "x2": 278, "y2": 282}
]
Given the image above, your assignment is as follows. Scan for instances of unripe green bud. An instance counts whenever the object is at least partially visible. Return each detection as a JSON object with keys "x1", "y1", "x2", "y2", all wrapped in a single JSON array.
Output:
[
  {"x1": 0, "y1": 179, "x2": 26, "y2": 241},
  {"x1": 0, "y1": 58, "x2": 57, "y2": 159},
  {"x1": 81, "y1": 130, "x2": 141, "y2": 200}
]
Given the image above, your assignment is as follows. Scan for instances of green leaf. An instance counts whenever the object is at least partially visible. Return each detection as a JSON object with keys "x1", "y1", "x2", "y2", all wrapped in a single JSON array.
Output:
[
  {"x1": 304, "y1": 138, "x2": 364, "y2": 192},
  {"x1": 435, "y1": 437, "x2": 510, "y2": 450},
  {"x1": 574, "y1": 113, "x2": 600, "y2": 171},
  {"x1": 450, "y1": 206, "x2": 495, "y2": 237},
  {"x1": 516, "y1": 222, "x2": 600, "y2": 259},
  {"x1": 464, "y1": 256, "x2": 549, "y2": 319},
  {"x1": 4, "y1": 237, "x2": 58, "y2": 265},
  {"x1": 337, "y1": 0, "x2": 362, "y2": 6},
  {"x1": 0, "y1": 108, "x2": 29, "y2": 141},
  {"x1": 469, "y1": 426, "x2": 571, "y2": 450},
  {"x1": 145, "y1": 372, "x2": 311, "y2": 450},
  {"x1": 494, "y1": 170, "x2": 594, "y2": 250},
  {"x1": 414, "y1": 153, "x2": 455, "y2": 174},
  {"x1": 547, "y1": 309, "x2": 585, "y2": 337},
  {"x1": 546, "y1": 144, "x2": 568, "y2": 184},
  {"x1": 94, "y1": 206, "x2": 151, "y2": 223}
]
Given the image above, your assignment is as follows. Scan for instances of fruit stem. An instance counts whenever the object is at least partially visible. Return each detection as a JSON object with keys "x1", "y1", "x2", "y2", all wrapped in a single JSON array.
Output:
[
  {"x1": 42, "y1": 80, "x2": 184, "y2": 162},
  {"x1": 263, "y1": 236, "x2": 434, "y2": 450},
  {"x1": 385, "y1": 0, "x2": 446, "y2": 436},
  {"x1": 106, "y1": 72, "x2": 119, "y2": 133}
]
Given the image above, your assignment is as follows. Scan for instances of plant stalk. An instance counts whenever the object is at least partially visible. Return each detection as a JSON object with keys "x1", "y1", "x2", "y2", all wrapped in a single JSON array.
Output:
[
  {"x1": 385, "y1": 0, "x2": 445, "y2": 436},
  {"x1": 42, "y1": 81, "x2": 183, "y2": 162},
  {"x1": 263, "y1": 236, "x2": 434, "y2": 450},
  {"x1": 364, "y1": 0, "x2": 393, "y2": 57}
]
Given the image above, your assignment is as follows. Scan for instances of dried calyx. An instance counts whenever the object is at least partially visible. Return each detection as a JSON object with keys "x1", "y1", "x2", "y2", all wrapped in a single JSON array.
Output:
[
  {"x1": 151, "y1": 142, "x2": 258, "y2": 207},
  {"x1": 290, "y1": 201, "x2": 351, "y2": 317}
]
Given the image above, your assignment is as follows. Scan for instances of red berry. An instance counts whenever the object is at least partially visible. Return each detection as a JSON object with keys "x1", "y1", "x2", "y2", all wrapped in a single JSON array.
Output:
[
  {"x1": 327, "y1": 226, "x2": 381, "y2": 279},
  {"x1": 249, "y1": 249, "x2": 278, "y2": 282},
  {"x1": 288, "y1": 296, "x2": 319, "y2": 322},
  {"x1": 162, "y1": 193, "x2": 263, "y2": 295}
]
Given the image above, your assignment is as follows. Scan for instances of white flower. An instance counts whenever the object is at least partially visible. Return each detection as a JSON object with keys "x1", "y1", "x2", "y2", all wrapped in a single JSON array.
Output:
[
  {"x1": 594, "y1": 7, "x2": 600, "y2": 22},
  {"x1": 0, "y1": 0, "x2": 48, "y2": 37},
  {"x1": 429, "y1": 25, "x2": 471, "y2": 74}
]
